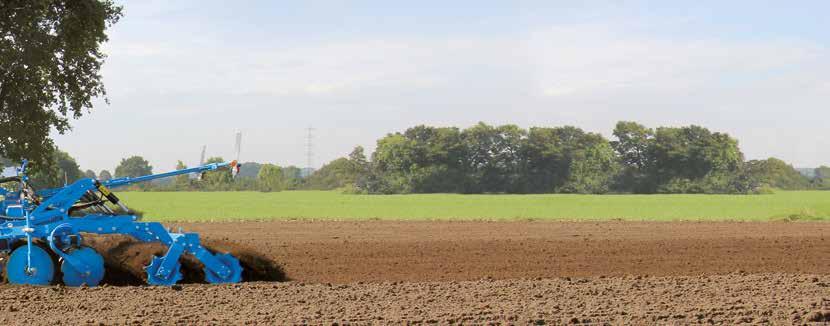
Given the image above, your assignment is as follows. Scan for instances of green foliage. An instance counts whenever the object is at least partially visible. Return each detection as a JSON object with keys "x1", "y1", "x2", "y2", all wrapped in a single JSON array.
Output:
[
  {"x1": 84, "y1": 169, "x2": 96, "y2": 179},
  {"x1": 114, "y1": 156, "x2": 152, "y2": 178},
  {"x1": 173, "y1": 160, "x2": 189, "y2": 189},
  {"x1": 256, "y1": 164, "x2": 283, "y2": 192},
  {"x1": 561, "y1": 140, "x2": 619, "y2": 194},
  {"x1": 280, "y1": 166, "x2": 304, "y2": 190},
  {"x1": 29, "y1": 149, "x2": 82, "y2": 187},
  {"x1": 610, "y1": 124, "x2": 747, "y2": 193},
  {"x1": 520, "y1": 126, "x2": 618, "y2": 194},
  {"x1": 359, "y1": 122, "x2": 764, "y2": 194},
  {"x1": 55, "y1": 149, "x2": 83, "y2": 183},
  {"x1": 118, "y1": 190, "x2": 830, "y2": 222},
  {"x1": 371, "y1": 133, "x2": 415, "y2": 193},
  {"x1": 743, "y1": 158, "x2": 812, "y2": 190},
  {"x1": 611, "y1": 121, "x2": 655, "y2": 192},
  {"x1": 755, "y1": 185, "x2": 776, "y2": 195},
  {"x1": 369, "y1": 123, "x2": 622, "y2": 194},
  {"x1": 815, "y1": 166, "x2": 830, "y2": 189},
  {"x1": 611, "y1": 121, "x2": 654, "y2": 171},
  {"x1": 648, "y1": 125, "x2": 744, "y2": 193},
  {"x1": 462, "y1": 123, "x2": 525, "y2": 193},
  {"x1": 370, "y1": 126, "x2": 468, "y2": 193},
  {"x1": 53, "y1": 122, "x2": 810, "y2": 196},
  {"x1": 200, "y1": 157, "x2": 232, "y2": 190},
  {"x1": 306, "y1": 147, "x2": 369, "y2": 191},
  {"x1": 0, "y1": 1, "x2": 122, "y2": 176},
  {"x1": 610, "y1": 124, "x2": 811, "y2": 194},
  {"x1": 306, "y1": 158, "x2": 354, "y2": 190},
  {"x1": 98, "y1": 169, "x2": 112, "y2": 181}
]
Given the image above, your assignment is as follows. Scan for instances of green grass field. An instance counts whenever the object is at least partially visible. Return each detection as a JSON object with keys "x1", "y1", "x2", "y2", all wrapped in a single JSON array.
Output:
[{"x1": 118, "y1": 190, "x2": 830, "y2": 222}]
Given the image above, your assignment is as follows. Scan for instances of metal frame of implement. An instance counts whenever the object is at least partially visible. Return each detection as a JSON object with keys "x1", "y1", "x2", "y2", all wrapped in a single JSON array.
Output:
[{"x1": 0, "y1": 160, "x2": 243, "y2": 286}]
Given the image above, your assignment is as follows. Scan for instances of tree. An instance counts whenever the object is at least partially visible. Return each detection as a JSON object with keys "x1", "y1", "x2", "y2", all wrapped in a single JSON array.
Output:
[
  {"x1": 650, "y1": 126, "x2": 744, "y2": 193},
  {"x1": 815, "y1": 166, "x2": 830, "y2": 189},
  {"x1": 410, "y1": 126, "x2": 468, "y2": 193},
  {"x1": 396, "y1": 126, "x2": 466, "y2": 193},
  {"x1": 305, "y1": 158, "x2": 355, "y2": 190},
  {"x1": 29, "y1": 149, "x2": 82, "y2": 187},
  {"x1": 98, "y1": 169, "x2": 112, "y2": 181},
  {"x1": 280, "y1": 166, "x2": 304, "y2": 190},
  {"x1": 744, "y1": 158, "x2": 812, "y2": 190},
  {"x1": 0, "y1": 1, "x2": 122, "y2": 175},
  {"x1": 54, "y1": 149, "x2": 82, "y2": 184},
  {"x1": 611, "y1": 121, "x2": 655, "y2": 192},
  {"x1": 611, "y1": 121, "x2": 654, "y2": 171},
  {"x1": 319, "y1": 123, "x2": 762, "y2": 195},
  {"x1": 370, "y1": 133, "x2": 417, "y2": 193},
  {"x1": 348, "y1": 146, "x2": 368, "y2": 169},
  {"x1": 369, "y1": 126, "x2": 469, "y2": 194},
  {"x1": 348, "y1": 146, "x2": 371, "y2": 192},
  {"x1": 520, "y1": 126, "x2": 617, "y2": 194},
  {"x1": 461, "y1": 123, "x2": 525, "y2": 193},
  {"x1": 173, "y1": 160, "x2": 189, "y2": 189},
  {"x1": 84, "y1": 169, "x2": 96, "y2": 179},
  {"x1": 305, "y1": 146, "x2": 374, "y2": 191},
  {"x1": 561, "y1": 139, "x2": 619, "y2": 194},
  {"x1": 114, "y1": 156, "x2": 152, "y2": 178},
  {"x1": 256, "y1": 164, "x2": 283, "y2": 192},
  {"x1": 201, "y1": 157, "x2": 231, "y2": 190}
]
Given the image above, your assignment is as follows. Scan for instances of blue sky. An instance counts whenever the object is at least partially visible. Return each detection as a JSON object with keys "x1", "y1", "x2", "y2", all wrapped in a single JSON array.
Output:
[{"x1": 53, "y1": 1, "x2": 830, "y2": 172}]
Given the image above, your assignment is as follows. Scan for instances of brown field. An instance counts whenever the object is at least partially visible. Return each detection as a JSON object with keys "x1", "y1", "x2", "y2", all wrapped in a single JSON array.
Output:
[{"x1": 1, "y1": 220, "x2": 829, "y2": 324}]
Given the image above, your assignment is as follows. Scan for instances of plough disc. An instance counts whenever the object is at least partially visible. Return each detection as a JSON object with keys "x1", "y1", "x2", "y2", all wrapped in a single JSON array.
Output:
[
  {"x1": 6, "y1": 245, "x2": 55, "y2": 286},
  {"x1": 61, "y1": 247, "x2": 105, "y2": 287}
]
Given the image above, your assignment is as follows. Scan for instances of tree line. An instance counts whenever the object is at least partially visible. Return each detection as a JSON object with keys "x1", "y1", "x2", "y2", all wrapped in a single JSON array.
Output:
[
  {"x1": 319, "y1": 122, "x2": 828, "y2": 194},
  {"x1": 13, "y1": 121, "x2": 829, "y2": 194}
]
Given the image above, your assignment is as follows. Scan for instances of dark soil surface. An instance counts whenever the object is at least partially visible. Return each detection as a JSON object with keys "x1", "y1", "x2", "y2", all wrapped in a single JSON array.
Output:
[
  {"x1": 1, "y1": 220, "x2": 828, "y2": 324},
  {"x1": 178, "y1": 220, "x2": 830, "y2": 283},
  {"x1": 1, "y1": 274, "x2": 829, "y2": 324}
]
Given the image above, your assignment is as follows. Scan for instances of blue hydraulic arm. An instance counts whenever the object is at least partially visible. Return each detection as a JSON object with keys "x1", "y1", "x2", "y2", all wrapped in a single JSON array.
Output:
[
  {"x1": 103, "y1": 161, "x2": 237, "y2": 189},
  {"x1": 35, "y1": 161, "x2": 239, "y2": 199}
]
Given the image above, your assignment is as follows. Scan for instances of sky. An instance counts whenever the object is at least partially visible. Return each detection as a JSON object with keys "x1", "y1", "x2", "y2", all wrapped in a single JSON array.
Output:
[{"x1": 52, "y1": 0, "x2": 830, "y2": 172}]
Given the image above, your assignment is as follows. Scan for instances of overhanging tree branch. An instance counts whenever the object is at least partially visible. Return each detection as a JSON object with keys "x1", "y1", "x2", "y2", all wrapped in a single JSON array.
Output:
[{"x1": 0, "y1": 0, "x2": 122, "y2": 176}]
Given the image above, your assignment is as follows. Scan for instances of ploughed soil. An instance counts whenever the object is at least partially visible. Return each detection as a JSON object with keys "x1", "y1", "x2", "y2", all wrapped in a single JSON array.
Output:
[{"x1": 1, "y1": 220, "x2": 829, "y2": 324}]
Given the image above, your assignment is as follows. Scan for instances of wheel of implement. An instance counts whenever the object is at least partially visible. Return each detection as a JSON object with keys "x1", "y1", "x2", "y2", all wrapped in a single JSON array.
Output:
[
  {"x1": 61, "y1": 246, "x2": 105, "y2": 287},
  {"x1": 144, "y1": 256, "x2": 183, "y2": 286},
  {"x1": 7, "y1": 245, "x2": 55, "y2": 285},
  {"x1": 204, "y1": 253, "x2": 243, "y2": 284}
]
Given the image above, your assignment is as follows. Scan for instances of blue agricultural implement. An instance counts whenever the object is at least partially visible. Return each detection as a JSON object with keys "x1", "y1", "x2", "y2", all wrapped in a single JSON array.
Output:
[{"x1": 0, "y1": 159, "x2": 245, "y2": 286}]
